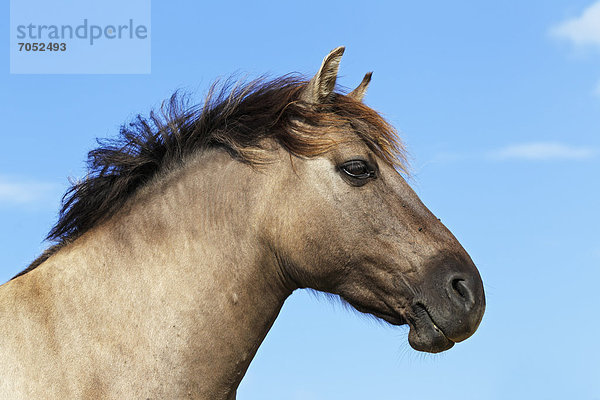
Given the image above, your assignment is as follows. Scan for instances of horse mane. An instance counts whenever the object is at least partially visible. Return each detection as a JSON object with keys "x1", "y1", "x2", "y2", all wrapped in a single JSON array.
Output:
[{"x1": 15, "y1": 74, "x2": 407, "y2": 278}]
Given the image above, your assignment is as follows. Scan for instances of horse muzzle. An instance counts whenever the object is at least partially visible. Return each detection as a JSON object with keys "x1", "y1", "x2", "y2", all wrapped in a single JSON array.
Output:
[{"x1": 405, "y1": 254, "x2": 486, "y2": 353}]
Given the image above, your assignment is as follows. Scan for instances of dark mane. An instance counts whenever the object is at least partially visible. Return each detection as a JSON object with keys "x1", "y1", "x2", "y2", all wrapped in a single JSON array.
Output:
[{"x1": 16, "y1": 74, "x2": 407, "y2": 278}]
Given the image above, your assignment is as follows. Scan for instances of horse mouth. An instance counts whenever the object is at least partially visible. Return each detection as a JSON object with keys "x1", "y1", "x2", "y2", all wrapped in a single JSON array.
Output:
[
  {"x1": 347, "y1": 300, "x2": 456, "y2": 353},
  {"x1": 405, "y1": 303, "x2": 455, "y2": 353},
  {"x1": 365, "y1": 303, "x2": 454, "y2": 353}
]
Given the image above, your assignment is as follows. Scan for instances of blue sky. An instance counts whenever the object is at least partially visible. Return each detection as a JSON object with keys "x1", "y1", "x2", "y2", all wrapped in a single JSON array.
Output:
[{"x1": 2, "y1": 1, "x2": 600, "y2": 399}]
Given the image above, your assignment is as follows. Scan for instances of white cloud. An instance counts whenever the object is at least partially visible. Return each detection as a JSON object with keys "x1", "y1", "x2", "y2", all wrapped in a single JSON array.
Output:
[
  {"x1": 550, "y1": 1, "x2": 600, "y2": 47},
  {"x1": 491, "y1": 142, "x2": 597, "y2": 161},
  {"x1": 0, "y1": 176, "x2": 58, "y2": 205}
]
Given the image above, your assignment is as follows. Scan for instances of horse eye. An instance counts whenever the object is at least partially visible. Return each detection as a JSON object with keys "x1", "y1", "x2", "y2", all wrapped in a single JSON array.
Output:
[{"x1": 339, "y1": 160, "x2": 375, "y2": 181}]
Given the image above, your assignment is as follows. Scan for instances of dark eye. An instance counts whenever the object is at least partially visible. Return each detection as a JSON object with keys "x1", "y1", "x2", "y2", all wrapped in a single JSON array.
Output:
[{"x1": 339, "y1": 160, "x2": 376, "y2": 183}]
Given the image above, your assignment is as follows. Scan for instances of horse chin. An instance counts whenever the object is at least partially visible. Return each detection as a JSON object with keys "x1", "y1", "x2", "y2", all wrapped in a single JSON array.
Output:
[
  {"x1": 343, "y1": 298, "x2": 455, "y2": 353},
  {"x1": 406, "y1": 304, "x2": 455, "y2": 353}
]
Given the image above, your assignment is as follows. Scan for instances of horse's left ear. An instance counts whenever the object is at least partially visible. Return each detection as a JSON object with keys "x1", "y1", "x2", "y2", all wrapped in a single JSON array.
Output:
[
  {"x1": 348, "y1": 72, "x2": 373, "y2": 102},
  {"x1": 301, "y1": 46, "x2": 345, "y2": 104}
]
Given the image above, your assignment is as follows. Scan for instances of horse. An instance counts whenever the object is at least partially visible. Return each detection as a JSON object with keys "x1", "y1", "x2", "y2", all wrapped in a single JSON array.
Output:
[{"x1": 0, "y1": 47, "x2": 485, "y2": 399}]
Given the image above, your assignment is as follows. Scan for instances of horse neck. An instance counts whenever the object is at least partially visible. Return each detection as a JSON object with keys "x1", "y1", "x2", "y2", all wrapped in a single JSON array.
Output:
[{"x1": 21, "y1": 149, "x2": 293, "y2": 398}]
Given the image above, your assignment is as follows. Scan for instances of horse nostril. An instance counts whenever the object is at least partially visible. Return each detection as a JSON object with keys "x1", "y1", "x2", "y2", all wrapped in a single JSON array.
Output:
[
  {"x1": 449, "y1": 277, "x2": 474, "y2": 308},
  {"x1": 452, "y1": 279, "x2": 467, "y2": 298}
]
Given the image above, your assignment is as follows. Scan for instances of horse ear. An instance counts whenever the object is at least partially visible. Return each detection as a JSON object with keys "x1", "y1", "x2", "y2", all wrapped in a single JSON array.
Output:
[
  {"x1": 348, "y1": 72, "x2": 373, "y2": 102},
  {"x1": 301, "y1": 46, "x2": 345, "y2": 103}
]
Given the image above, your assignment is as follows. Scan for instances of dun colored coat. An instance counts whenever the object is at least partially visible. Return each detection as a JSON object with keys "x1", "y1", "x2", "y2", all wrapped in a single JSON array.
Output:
[{"x1": 0, "y1": 47, "x2": 485, "y2": 399}]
